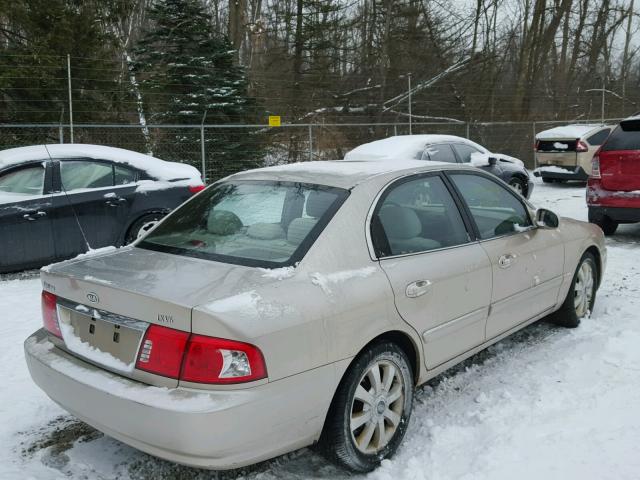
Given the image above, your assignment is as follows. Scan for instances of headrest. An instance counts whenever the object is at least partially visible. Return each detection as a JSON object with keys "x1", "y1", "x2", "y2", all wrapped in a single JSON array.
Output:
[
  {"x1": 207, "y1": 210, "x2": 243, "y2": 235},
  {"x1": 247, "y1": 222, "x2": 285, "y2": 240},
  {"x1": 287, "y1": 217, "x2": 317, "y2": 245},
  {"x1": 306, "y1": 190, "x2": 335, "y2": 218},
  {"x1": 378, "y1": 205, "x2": 421, "y2": 239}
]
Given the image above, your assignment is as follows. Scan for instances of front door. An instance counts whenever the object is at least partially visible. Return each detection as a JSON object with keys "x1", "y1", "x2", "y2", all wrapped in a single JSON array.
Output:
[
  {"x1": 371, "y1": 173, "x2": 492, "y2": 369},
  {"x1": 0, "y1": 162, "x2": 56, "y2": 272},
  {"x1": 448, "y1": 172, "x2": 564, "y2": 338}
]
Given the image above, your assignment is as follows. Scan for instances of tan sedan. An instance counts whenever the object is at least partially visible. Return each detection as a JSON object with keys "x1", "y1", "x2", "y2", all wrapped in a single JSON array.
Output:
[{"x1": 25, "y1": 160, "x2": 606, "y2": 472}]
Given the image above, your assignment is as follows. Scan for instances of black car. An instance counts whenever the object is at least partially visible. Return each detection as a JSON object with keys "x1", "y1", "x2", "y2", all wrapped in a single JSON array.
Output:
[
  {"x1": 0, "y1": 144, "x2": 204, "y2": 273},
  {"x1": 345, "y1": 135, "x2": 534, "y2": 198}
]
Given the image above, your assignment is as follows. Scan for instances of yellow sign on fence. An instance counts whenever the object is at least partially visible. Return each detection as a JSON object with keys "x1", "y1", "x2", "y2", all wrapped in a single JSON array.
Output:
[{"x1": 268, "y1": 115, "x2": 281, "y2": 127}]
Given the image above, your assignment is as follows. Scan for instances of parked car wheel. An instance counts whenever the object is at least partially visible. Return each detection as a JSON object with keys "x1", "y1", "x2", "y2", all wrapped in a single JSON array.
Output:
[
  {"x1": 551, "y1": 252, "x2": 597, "y2": 328},
  {"x1": 320, "y1": 341, "x2": 413, "y2": 473},
  {"x1": 542, "y1": 177, "x2": 555, "y2": 184},
  {"x1": 588, "y1": 211, "x2": 618, "y2": 236},
  {"x1": 508, "y1": 177, "x2": 526, "y2": 196},
  {"x1": 125, "y1": 212, "x2": 165, "y2": 244}
]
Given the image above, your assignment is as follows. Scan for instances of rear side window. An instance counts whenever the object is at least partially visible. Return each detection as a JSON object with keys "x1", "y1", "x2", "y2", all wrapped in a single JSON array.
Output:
[
  {"x1": 423, "y1": 144, "x2": 457, "y2": 163},
  {"x1": 602, "y1": 125, "x2": 640, "y2": 151},
  {"x1": 61, "y1": 161, "x2": 113, "y2": 191},
  {"x1": 451, "y1": 144, "x2": 482, "y2": 163},
  {"x1": 114, "y1": 165, "x2": 139, "y2": 185},
  {"x1": 587, "y1": 129, "x2": 610, "y2": 146},
  {"x1": 139, "y1": 181, "x2": 348, "y2": 268},
  {"x1": 372, "y1": 175, "x2": 469, "y2": 257},
  {"x1": 450, "y1": 173, "x2": 532, "y2": 240},
  {"x1": 0, "y1": 165, "x2": 45, "y2": 197}
]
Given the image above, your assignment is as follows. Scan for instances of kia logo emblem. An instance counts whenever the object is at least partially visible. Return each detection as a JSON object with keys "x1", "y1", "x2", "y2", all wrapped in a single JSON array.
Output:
[{"x1": 86, "y1": 292, "x2": 99, "y2": 303}]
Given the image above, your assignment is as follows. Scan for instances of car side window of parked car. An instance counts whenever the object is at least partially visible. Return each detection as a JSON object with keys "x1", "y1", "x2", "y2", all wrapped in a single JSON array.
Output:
[
  {"x1": 586, "y1": 129, "x2": 611, "y2": 146},
  {"x1": 0, "y1": 164, "x2": 45, "y2": 197},
  {"x1": 114, "y1": 164, "x2": 139, "y2": 185},
  {"x1": 451, "y1": 144, "x2": 481, "y2": 163},
  {"x1": 61, "y1": 160, "x2": 114, "y2": 191},
  {"x1": 422, "y1": 144, "x2": 457, "y2": 163},
  {"x1": 449, "y1": 173, "x2": 532, "y2": 239},
  {"x1": 372, "y1": 174, "x2": 470, "y2": 257}
]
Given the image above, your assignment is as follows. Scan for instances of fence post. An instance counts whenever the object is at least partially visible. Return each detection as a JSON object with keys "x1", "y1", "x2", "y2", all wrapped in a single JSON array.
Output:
[
  {"x1": 67, "y1": 54, "x2": 74, "y2": 143},
  {"x1": 308, "y1": 124, "x2": 313, "y2": 161},
  {"x1": 532, "y1": 121, "x2": 537, "y2": 170},
  {"x1": 466, "y1": 122, "x2": 470, "y2": 139},
  {"x1": 59, "y1": 124, "x2": 64, "y2": 144},
  {"x1": 200, "y1": 111, "x2": 208, "y2": 183},
  {"x1": 394, "y1": 124, "x2": 398, "y2": 136}
]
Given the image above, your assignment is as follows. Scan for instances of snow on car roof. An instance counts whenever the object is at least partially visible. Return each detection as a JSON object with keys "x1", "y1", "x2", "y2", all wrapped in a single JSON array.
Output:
[
  {"x1": 230, "y1": 159, "x2": 454, "y2": 189},
  {"x1": 0, "y1": 144, "x2": 201, "y2": 181},
  {"x1": 343, "y1": 135, "x2": 490, "y2": 161},
  {"x1": 536, "y1": 124, "x2": 605, "y2": 140}
]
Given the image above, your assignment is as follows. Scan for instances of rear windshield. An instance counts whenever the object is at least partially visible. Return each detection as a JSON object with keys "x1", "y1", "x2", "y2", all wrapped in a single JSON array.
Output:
[
  {"x1": 138, "y1": 180, "x2": 349, "y2": 268},
  {"x1": 602, "y1": 122, "x2": 640, "y2": 151},
  {"x1": 536, "y1": 140, "x2": 577, "y2": 152}
]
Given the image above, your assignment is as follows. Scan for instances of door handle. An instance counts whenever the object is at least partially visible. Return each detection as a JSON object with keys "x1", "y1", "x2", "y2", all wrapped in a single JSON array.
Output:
[
  {"x1": 105, "y1": 197, "x2": 126, "y2": 207},
  {"x1": 22, "y1": 211, "x2": 47, "y2": 221},
  {"x1": 406, "y1": 280, "x2": 432, "y2": 298},
  {"x1": 498, "y1": 253, "x2": 517, "y2": 268}
]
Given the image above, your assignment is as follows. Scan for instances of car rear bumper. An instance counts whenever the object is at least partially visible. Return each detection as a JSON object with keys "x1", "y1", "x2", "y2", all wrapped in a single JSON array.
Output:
[
  {"x1": 534, "y1": 165, "x2": 589, "y2": 181},
  {"x1": 588, "y1": 206, "x2": 640, "y2": 224},
  {"x1": 25, "y1": 329, "x2": 338, "y2": 470}
]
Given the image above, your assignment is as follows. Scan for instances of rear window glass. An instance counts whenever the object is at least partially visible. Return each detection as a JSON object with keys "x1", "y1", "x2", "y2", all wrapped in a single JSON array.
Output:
[
  {"x1": 536, "y1": 140, "x2": 577, "y2": 152},
  {"x1": 602, "y1": 124, "x2": 640, "y2": 151},
  {"x1": 138, "y1": 181, "x2": 349, "y2": 268}
]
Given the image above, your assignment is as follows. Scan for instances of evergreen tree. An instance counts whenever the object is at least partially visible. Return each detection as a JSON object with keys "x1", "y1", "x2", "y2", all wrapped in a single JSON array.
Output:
[{"x1": 133, "y1": 0, "x2": 263, "y2": 180}]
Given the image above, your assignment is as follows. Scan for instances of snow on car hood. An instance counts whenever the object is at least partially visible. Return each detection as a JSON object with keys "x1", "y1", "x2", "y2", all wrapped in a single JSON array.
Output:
[{"x1": 0, "y1": 144, "x2": 201, "y2": 182}]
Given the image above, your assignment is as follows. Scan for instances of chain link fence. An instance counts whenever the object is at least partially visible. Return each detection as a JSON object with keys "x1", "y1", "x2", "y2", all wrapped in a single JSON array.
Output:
[{"x1": 0, "y1": 119, "x2": 623, "y2": 182}]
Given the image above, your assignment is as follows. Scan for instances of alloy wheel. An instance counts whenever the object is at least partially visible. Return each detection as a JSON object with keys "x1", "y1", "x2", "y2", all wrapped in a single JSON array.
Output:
[{"x1": 574, "y1": 261, "x2": 594, "y2": 318}]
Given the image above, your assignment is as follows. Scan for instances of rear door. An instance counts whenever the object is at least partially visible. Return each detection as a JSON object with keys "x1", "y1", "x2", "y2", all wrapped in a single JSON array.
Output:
[
  {"x1": 0, "y1": 161, "x2": 56, "y2": 271},
  {"x1": 599, "y1": 121, "x2": 640, "y2": 191},
  {"x1": 448, "y1": 172, "x2": 564, "y2": 338},
  {"x1": 371, "y1": 172, "x2": 492, "y2": 369},
  {"x1": 51, "y1": 159, "x2": 136, "y2": 258}
]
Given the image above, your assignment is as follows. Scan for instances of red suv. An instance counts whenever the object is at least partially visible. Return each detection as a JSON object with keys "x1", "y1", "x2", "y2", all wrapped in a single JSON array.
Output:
[{"x1": 587, "y1": 116, "x2": 640, "y2": 235}]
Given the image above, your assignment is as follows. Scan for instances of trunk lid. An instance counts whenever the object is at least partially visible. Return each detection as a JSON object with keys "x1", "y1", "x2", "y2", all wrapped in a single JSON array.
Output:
[
  {"x1": 42, "y1": 246, "x2": 266, "y2": 386},
  {"x1": 536, "y1": 139, "x2": 578, "y2": 166},
  {"x1": 599, "y1": 121, "x2": 640, "y2": 191}
]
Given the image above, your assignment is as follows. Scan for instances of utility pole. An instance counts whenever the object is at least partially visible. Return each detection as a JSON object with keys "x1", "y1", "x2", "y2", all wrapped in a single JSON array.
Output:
[
  {"x1": 601, "y1": 76, "x2": 605, "y2": 124},
  {"x1": 67, "y1": 54, "x2": 74, "y2": 143},
  {"x1": 200, "y1": 110, "x2": 208, "y2": 183},
  {"x1": 407, "y1": 73, "x2": 413, "y2": 135}
]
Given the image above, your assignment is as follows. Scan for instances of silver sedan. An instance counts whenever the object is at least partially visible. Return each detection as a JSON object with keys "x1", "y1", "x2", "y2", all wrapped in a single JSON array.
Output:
[{"x1": 25, "y1": 159, "x2": 606, "y2": 472}]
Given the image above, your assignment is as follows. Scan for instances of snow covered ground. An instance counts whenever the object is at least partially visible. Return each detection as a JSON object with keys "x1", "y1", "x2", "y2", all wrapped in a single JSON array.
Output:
[{"x1": 1, "y1": 178, "x2": 639, "y2": 479}]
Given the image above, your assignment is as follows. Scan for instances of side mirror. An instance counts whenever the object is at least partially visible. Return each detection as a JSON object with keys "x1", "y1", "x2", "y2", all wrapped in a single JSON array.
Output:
[
  {"x1": 536, "y1": 208, "x2": 559, "y2": 228},
  {"x1": 488, "y1": 156, "x2": 498, "y2": 166}
]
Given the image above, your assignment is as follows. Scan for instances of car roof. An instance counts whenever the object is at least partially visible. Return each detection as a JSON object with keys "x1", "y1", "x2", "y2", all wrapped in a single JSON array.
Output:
[
  {"x1": 0, "y1": 144, "x2": 201, "y2": 181},
  {"x1": 228, "y1": 159, "x2": 468, "y2": 189},
  {"x1": 536, "y1": 124, "x2": 609, "y2": 140},
  {"x1": 344, "y1": 135, "x2": 490, "y2": 161}
]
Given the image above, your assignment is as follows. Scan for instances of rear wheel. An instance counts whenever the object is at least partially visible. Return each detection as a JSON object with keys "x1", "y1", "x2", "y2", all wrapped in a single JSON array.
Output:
[
  {"x1": 550, "y1": 252, "x2": 597, "y2": 328},
  {"x1": 125, "y1": 213, "x2": 165, "y2": 244},
  {"x1": 319, "y1": 341, "x2": 413, "y2": 473},
  {"x1": 542, "y1": 177, "x2": 554, "y2": 184},
  {"x1": 588, "y1": 211, "x2": 618, "y2": 236},
  {"x1": 508, "y1": 177, "x2": 526, "y2": 196}
]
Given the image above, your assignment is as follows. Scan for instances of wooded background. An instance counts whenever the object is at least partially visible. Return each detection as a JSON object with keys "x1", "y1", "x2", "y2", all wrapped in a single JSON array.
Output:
[{"x1": 0, "y1": 0, "x2": 638, "y2": 175}]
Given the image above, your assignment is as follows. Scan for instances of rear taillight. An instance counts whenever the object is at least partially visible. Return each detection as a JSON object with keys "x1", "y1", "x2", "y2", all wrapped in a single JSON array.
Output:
[
  {"x1": 135, "y1": 325, "x2": 190, "y2": 378},
  {"x1": 591, "y1": 153, "x2": 601, "y2": 179},
  {"x1": 41, "y1": 291, "x2": 62, "y2": 338},
  {"x1": 576, "y1": 140, "x2": 589, "y2": 152},
  {"x1": 181, "y1": 335, "x2": 267, "y2": 384},
  {"x1": 188, "y1": 184, "x2": 205, "y2": 194},
  {"x1": 135, "y1": 325, "x2": 267, "y2": 384}
]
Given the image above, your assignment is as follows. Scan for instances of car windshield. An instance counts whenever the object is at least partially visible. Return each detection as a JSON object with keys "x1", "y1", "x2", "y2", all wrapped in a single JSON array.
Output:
[{"x1": 138, "y1": 180, "x2": 349, "y2": 268}]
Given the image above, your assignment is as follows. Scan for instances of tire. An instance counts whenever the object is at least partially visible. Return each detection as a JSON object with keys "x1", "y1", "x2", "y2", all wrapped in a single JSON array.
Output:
[
  {"x1": 550, "y1": 252, "x2": 597, "y2": 328},
  {"x1": 508, "y1": 177, "x2": 526, "y2": 196},
  {"x1": 125, "y1": 213, "x2": 165, "y2": 244},
  {"x1": 319, "y1": 341, "x2": 413, "y2": 473},
  {"x1": 589, "y1": 212, "x2": 618, "y2": 236},
  {"x1": 542, "y1": 177, "x2": 554, "y2": 184}
]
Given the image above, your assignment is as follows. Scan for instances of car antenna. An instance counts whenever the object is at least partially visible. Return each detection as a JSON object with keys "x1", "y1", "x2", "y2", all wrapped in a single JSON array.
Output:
[{"x1": 43, "y1": 144, "x2": 92, "y2": 252}]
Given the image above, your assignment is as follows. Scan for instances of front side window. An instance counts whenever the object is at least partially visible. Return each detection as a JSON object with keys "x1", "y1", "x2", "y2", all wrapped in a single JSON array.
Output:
[
  {"x1": 139, "y1": 181, "x2": 348, "y2": 267},
  {"x1": 450, "y1": 173, "x2": 532, "y2": 239},
  {"x1": 0, "y1": 165, "x2": 45, "y2": 199},
  {"x1": 61, "y1": 160, "x2": 113, "y2": 191},
  {"x1": 372, "y1": 175, "x2": 469, "y2": 257},
  {"x1": 452, "y1": 144, "x2": 482, "y2": 163},
  {"x1": 423, "y1": 144, "x2": 457, "y2": 163}
]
